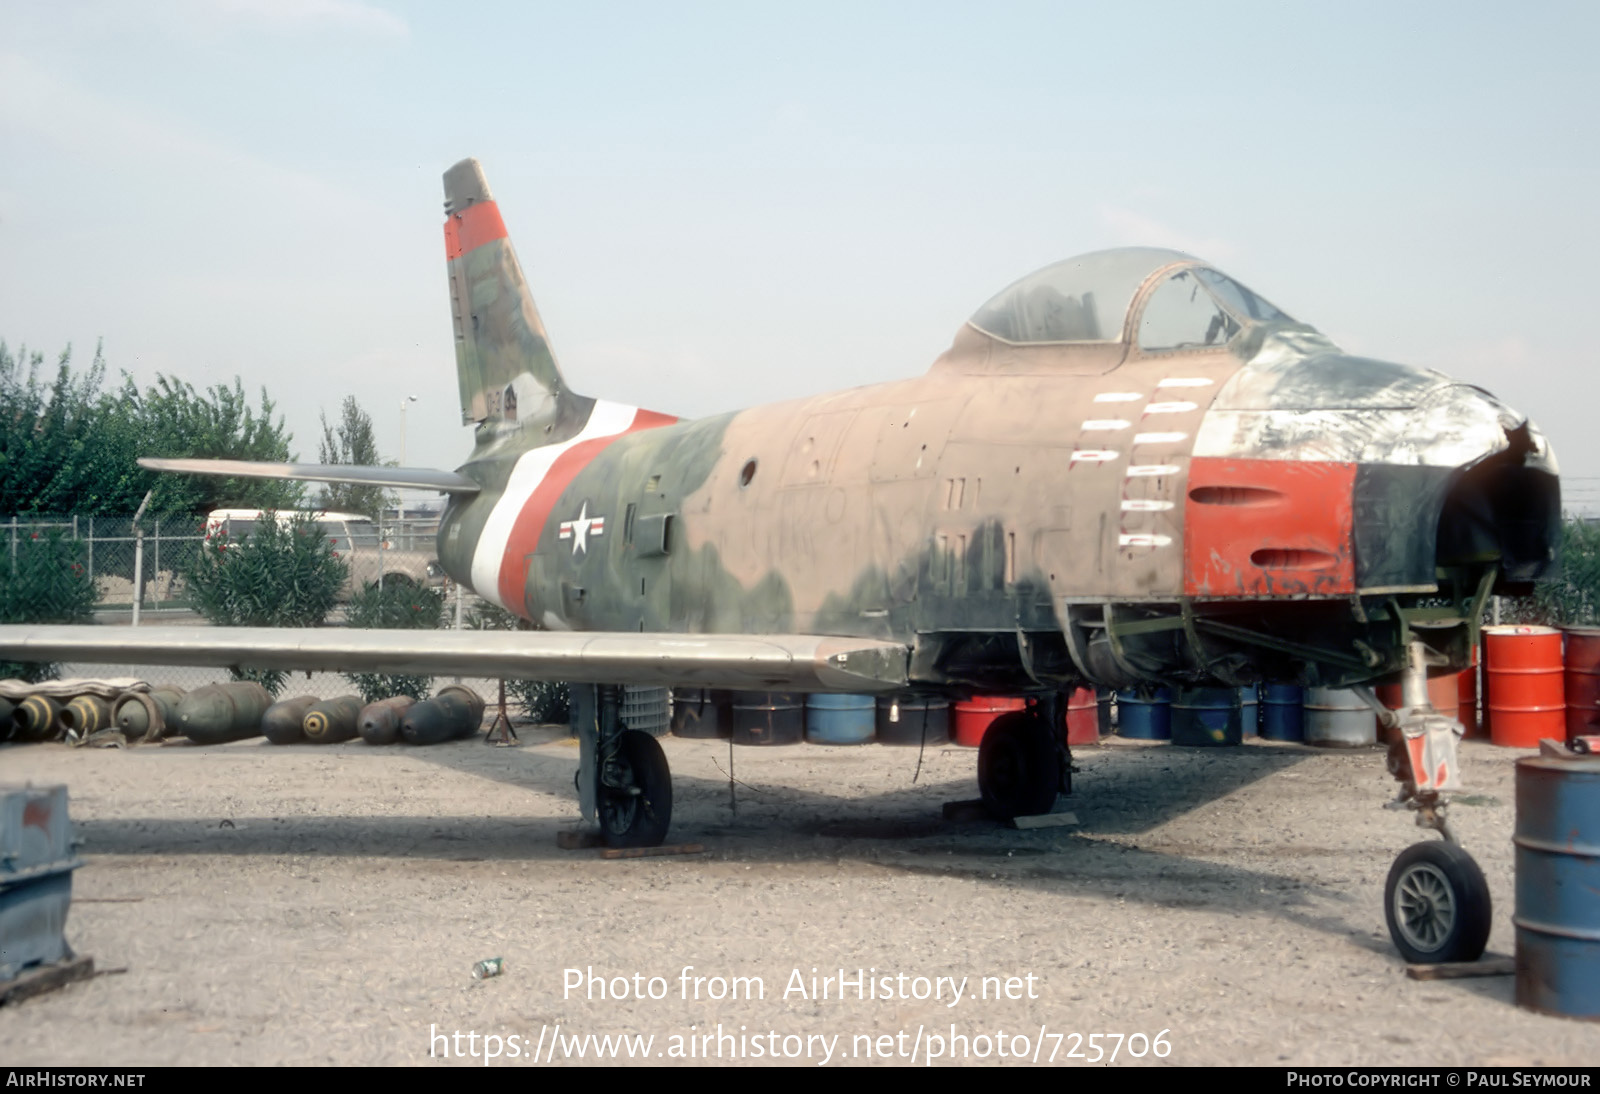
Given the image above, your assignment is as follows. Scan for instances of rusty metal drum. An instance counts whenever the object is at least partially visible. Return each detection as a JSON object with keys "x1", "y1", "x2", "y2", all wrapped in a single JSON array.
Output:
[
  {"x1": 875, "y1": 695, "x2": 949, "y2": 746},
  {"x1": 1063, "y1": 686, "x2": 1099, "y2": 746},
  {"x1": 1485, "y1": 625, "x2": 1565, "y2": 748},
  {"x1": 1513, "y1": 755, "x2": 1600, "y2": 1020},
  {"x1": 1375, "y1": 672, "x2": 1462, "y2": 744},
  {"x1": 1562, "y1": 627, "x2": 1600, "y2": 744},
  {"x1": 731, "y1": 692, "x2": 804, "y2": 746},
  {"x1": 951, "y1": 696, "x2": 1026, "y2": 748},
  {"x1": 1303, "y1": 687, "x2": 1376, "y2": 748}
]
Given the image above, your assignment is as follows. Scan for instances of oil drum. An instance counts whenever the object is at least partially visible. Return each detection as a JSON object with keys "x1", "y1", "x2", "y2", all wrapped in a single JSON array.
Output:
[
  {"x1": 951, "y1": 696, "x2": 1026, "y2": 748},
  {"x1": 1485, "y1": 625, "x2": 1565, "y2": 748},
  {"x1": 1115, "y1": 688, "x2": 1172, "y2": 740},
  {"x1": 1514, "y1": 755, "x2": 1600, "y2": 1020}
]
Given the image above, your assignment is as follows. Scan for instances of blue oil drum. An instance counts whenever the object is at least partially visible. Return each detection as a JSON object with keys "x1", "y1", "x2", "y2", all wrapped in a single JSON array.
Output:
[
  {"x1": 1172, "y1": 686, "x2": 1243, "y2": 747},
  {"x1": 1514, "y1": 755, "x2": 1600, "y2": 1020},
  {"x1": 806, "y1": 693, "x2": 876, "y2": 745},
  {"x1": 875, "y1": 696, "x2": 950, "y2": 746},
  {"x1": 1260, "y1": 684, "x2": 1305, "y2": 741},
  {"x1": 1239, "y1": 685, "x2": 1259, "y2": 738},
  {"x1": 1116, "y1": 688, "x2": 1172, "y2": 740}
]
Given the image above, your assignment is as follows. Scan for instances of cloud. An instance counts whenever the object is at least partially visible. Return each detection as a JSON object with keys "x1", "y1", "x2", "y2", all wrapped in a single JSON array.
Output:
[{"x1": 1096, "y1": 204, "x2": 1239, "y2": 262}]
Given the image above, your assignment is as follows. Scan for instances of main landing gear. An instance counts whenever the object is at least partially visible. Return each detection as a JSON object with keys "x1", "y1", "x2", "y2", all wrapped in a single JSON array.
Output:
[
  {"x1": 1363, "y1": 641, "x2": 1492, "y2": 965},
  {"x1": 977, "y1": 700, "x2": 1071, "y2": 820},
  {"x1": 572, "y1": 684, "x2": 673, "y2": 848}
]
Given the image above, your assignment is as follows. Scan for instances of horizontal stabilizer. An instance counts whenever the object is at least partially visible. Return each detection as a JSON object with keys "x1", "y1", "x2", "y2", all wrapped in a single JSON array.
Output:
[
  {"x1": 138, "y1": 458, "x2": 481, "y2": 495},
  {"x1": 0, "y1": 627, "x2": 910, "y2": 693}
]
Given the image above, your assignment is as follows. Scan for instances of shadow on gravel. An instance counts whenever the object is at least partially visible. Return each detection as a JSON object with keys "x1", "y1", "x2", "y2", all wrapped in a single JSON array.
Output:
[{"x1": 69, "y1": 735, "x2": 1387, "y2": 945}]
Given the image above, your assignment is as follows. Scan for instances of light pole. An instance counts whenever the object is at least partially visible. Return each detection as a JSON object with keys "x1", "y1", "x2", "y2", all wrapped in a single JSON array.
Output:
[{"x1": 399, "y1": 394, "x2": 419, "y2": 466}]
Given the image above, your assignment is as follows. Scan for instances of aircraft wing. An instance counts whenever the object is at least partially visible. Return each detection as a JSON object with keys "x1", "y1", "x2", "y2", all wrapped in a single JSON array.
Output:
[
  {"x1": 137, "y1": 458, "x2": 481, "y2": 496},
  {"x1": 0, "y1": 626, "x2": 909, "y2": 693}
]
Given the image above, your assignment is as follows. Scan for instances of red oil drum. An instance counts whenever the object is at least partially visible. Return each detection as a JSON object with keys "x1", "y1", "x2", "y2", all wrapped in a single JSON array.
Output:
[
  {"x1": 1485, "y1": 625, "x2": 1566, "y2": 748},
  {"x1": 1063, "y1": 687, "x2": 1099, "y2": 746},
  {"x1": 952, "y1": 696, "x2": 1026, "y2": 748},
  {"x1": 1563, "y1": 627, "x2": 1600, "y2": 743},
  {"x1": 1375, "y1": 672, "x2": 1462, "y2": 744}
]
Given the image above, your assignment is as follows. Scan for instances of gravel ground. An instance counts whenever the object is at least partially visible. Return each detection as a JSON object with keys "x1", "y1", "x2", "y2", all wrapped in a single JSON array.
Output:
[{"x1": 2, "y1": 730, "x2": 1597, "y2": 1068}]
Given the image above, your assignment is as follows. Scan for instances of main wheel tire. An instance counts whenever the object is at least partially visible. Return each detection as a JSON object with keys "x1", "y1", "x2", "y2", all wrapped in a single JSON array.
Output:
[
  {"x1": 598, "y1": 729, "x2": 673, "y2": 849},
  {"x1": 1384, "y1": 840, "x2": 1492, "y2": 964},
  {"x1": 978, "y1": 712, "x2": 1061, "y2": 820}
]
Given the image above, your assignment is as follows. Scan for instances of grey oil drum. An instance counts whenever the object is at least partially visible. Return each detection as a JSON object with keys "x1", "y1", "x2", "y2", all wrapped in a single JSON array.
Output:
[
  {"x1": 670, "y1": 688, "x2": 731, "y2": 739},
  {"x1": 1514, "y1": 755, "x2": 1600, "y2": 1020},
  {"x1": 731, "y1": 692, "x2": 804, "y2": 745},
  {"x1": 1303, "y1": 687, "x2": 1376, "y2": 747}
]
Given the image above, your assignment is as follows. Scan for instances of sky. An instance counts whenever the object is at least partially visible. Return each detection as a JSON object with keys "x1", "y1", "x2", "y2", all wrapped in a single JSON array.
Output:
[{"x1": 3, "y1": 1, "x2": 1598, "y2": 511}]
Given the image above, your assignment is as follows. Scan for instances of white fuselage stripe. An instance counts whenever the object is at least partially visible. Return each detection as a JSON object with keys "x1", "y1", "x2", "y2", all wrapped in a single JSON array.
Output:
[{"x1": 469, "y1": 400, "x2": 640, "y2": 612}]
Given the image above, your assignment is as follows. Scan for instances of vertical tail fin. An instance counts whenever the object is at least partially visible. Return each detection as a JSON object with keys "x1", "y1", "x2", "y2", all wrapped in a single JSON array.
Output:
[{"x1": 443, "y1": 158, "x2": 572, "y2": 428}]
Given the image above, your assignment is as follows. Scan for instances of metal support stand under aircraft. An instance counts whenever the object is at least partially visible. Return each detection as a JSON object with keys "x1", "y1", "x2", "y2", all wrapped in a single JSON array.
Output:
[
  {"x1": 573, "y1": 683, "x2": 673, "y2": 849},
  {"x1": 1354, "y1": 641, "x2": 1492, "y2": 965}
]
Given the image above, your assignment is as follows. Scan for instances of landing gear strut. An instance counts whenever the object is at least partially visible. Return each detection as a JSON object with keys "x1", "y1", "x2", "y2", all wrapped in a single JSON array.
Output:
[
  {"x1": 1361, "y1": 641, "x2": 1491, "y2": 964},
  {"x1": 573, "y1": 684, "x2": 673, "y2": 848}
]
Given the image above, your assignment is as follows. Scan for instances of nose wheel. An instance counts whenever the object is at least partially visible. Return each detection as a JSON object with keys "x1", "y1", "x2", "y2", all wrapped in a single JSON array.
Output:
[{"x1": 1384, "y1": 840, "x2": 1492, "y2": 964}]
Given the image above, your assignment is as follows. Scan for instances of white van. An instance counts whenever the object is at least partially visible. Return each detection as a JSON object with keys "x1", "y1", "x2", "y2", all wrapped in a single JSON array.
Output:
[{"x1": 204, "y1": 509, "x2": 443, "y2": 595}]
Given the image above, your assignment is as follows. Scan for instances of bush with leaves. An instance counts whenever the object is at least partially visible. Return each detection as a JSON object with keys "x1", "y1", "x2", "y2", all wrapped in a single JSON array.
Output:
[
  {"x1": 0, "y1": 529, "x2": 97, "y2": 682},
  {"x1": 341, "y1": 580, "x2": 445, "y2": 703},
  {"x1": 185, "y1": 513, "x2": 347, "y2": 694},
  {"x1": 461, "y1": 599, "x2": 570, "y2": 724}
]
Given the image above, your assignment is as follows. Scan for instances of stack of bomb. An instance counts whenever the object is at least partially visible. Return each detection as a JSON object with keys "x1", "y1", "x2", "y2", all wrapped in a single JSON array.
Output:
[
  {"x1": 113, "y1": 687, "x2": 186, "y2": 742},
  {"x1": 262, "y1": 695, "x2": 321, "y2": 744},
  {"x1": 399, "y1": 685, "x2": 485, "y2": 745},
  {"x1": 174, "y1": 682, "x2": 273, "y2": 745},
  {"x1": 303, "y1": 696, "x2": 365, "y2": 743},
  {"x1": 358, "y1": 697, "x2": 415, "y2": 745},
  {"x1": 10, "y1": 694, "x2": 63, "y2": 742}
]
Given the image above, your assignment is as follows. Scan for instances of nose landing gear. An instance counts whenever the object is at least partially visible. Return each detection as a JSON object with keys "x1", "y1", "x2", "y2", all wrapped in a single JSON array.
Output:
[{"x1": 1362, "y1": 641, "x2": 1491, "y2": 965}]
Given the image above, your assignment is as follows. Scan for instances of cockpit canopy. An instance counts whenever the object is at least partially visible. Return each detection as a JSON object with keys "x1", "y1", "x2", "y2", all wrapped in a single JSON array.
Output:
[{"x1": 969, "y1": 247, "x2": 1292, "y2": 350}]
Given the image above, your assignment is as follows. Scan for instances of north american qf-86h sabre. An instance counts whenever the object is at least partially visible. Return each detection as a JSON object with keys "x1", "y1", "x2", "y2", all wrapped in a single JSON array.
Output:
[{"x1": 1, "y1": 159, "x2": 1560, "y2": 966}]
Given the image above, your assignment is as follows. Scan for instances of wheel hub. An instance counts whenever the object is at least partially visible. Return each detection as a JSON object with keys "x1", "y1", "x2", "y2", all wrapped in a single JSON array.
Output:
[{"x1": 1395, "y1": 862, "x2": 1456, "y2": 952}]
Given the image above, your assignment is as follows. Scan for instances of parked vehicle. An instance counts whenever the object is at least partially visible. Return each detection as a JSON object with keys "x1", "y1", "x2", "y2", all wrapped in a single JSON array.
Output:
[{"x1": 205, "y1": 509, "x2": 444, "y2": 597}]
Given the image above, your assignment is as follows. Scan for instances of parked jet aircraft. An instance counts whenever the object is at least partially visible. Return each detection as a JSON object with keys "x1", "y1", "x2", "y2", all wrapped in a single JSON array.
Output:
[{"x1": 1, "y1": 159, "x2": 1560, "y2": 966}]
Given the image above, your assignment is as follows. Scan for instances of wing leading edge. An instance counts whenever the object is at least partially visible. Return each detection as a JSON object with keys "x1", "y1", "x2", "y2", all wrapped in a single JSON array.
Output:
[
  {"x1": 136, "y1": 458, "x2": 481, "y2": 495},
  {"x1": 0, "y1": 626, "x2": 909, "y2": 693}
]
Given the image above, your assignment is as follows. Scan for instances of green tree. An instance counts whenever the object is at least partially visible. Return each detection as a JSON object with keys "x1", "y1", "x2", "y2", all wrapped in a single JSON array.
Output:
[
  {"x1": 0, "y1": 529, "x2": 98, "y2": 682},
  {"x1": 185, "y1": 512, "x2": 347, "y2": 694},
  {"x1": 1513, "y1": 517, "x2": 1600, "y2": 626},
  {"x1": 317, "y1": 396, "x2": 396, "y2": 517},
  {"x1": 341, "y1": 580, "x2": 445, "y2": 703},
  {"x1": 0, "y1": 340, "x2": 303, "y2": 515}
]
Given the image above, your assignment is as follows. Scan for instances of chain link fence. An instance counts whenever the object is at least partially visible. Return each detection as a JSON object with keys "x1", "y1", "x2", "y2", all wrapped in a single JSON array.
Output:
[{"x1": 2, "y1": 513, "x2": 518, "y2": 707}]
